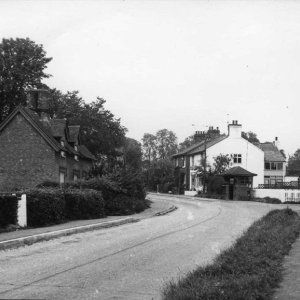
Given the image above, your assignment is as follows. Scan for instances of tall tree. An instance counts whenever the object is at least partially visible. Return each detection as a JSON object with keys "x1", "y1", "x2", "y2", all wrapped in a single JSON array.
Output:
[
  {"x1": 123, "y1": 138, "x2": 142, "y2": 171},
  {"x1": 142, "y1": 133, "x2": 157, "y2": 162},
  {"x1": 51, "y1": 90, "x2": 127, "y2": 158},
  {"x1": 156, "y1": 129, "x2": 178, "y2": 159},
  {"x1": 0, "y1": 38, "x2": 52, "y2": 121}
]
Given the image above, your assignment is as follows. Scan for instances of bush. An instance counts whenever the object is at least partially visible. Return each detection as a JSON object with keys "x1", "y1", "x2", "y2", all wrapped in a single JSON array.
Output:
[
  {"x1": 163, "y1": 208, "x2": 300, "y2": 300},
  {"x1": 36, "y1": 181, "x2": 60, "y2": 188},
  {"x1": 64, "y1": 189, "x2": 105, "y2": 220},
  {"x1": 105, "y1": 194, "x2": 149, "y2": 215},
  {"x1": 207, "y1": 176, "x2": 226, "y2": 195},
  {"x1": 0, "y1": 195, "x2": 18, "y2": 227},
  {"x1": 26, "y1": 188, "x2": 65, "y2": 227},
  {"x1": 254, "y1": 197, "x2": 282, "y2": 204}
]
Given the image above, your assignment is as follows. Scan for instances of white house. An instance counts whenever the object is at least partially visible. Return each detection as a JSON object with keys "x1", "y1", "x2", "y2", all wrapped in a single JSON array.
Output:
[{"x1": 187, "y1": 121, "x2": 264, "y2": 190}]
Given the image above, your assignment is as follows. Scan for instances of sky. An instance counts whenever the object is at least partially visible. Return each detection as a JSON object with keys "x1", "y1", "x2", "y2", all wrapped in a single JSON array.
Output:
[{"x1": 0, "y1": 0, "x2": 300, "y2": 155}]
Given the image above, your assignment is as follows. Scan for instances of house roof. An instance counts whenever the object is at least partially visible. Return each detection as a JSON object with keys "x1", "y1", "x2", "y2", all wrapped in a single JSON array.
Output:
[
  {"x1": 259, "y1": 142, "x2": 286, "y2": 162},
  {"x1": 79, "y1": 145, "x2": 96, "y2": 160},
  {"x1": 0, "y1": 105, "x2": 95, "y2": 161},
  {"x1": 222, "y1": 166, "x2": 257, "y2": 177},
  {"x1": 173, "y1": 135, "x2": 227, "y2": 158}
]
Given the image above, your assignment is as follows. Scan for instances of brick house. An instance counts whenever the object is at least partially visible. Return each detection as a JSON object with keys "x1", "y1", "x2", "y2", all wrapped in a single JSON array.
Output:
[{"x1": 0, "y1": 89, "x2": 95, "y2": 192}]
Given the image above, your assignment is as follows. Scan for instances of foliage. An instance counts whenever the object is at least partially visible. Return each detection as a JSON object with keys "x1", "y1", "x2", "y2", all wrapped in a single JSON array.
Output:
[
  {"x1": 179, "y1": 135, "x2": 195, "y2": 150},
  {"x1": 64, "y1": 189, "x2": 105, "y2": 220},
  {"x1": 163, "y1": 208, "x2": 300, "y2": 300},
  {"x1": 104, "y1": 194, "x2": 149, "y2": 216},
  {"x1": 142, "y1": 129, "x2": 178, "y2": 190},
  {"x1": 26, "y1": 188, "x2": 65, "y2": 227},
  {"x1": 242, "y1": 131, "x2": 260, "y2": 144},
  {"x1": 0, "y1": 38, "x2": 52, "y2": 122},
  {"x1": 211, "y1": 154, "x2": 231, "y2": 175},
  {"x1": 287, "y1": 149, "x2": 300, "y2": 176},
  {"x1": 207, "y1": 176, "x2": 226, "y2": 195},
  {"x1": 254, "y1": 197, "x2": 282, "y2": 204},
  {"x1": 0, "y1": 195, "x2": 18, "y2": 227},
  {"x1": 123, "y1": 137, "x2": 143, "y2": 171},
  {"x1": 51, "y1": 90, "x2": 127, "y2": 160}
]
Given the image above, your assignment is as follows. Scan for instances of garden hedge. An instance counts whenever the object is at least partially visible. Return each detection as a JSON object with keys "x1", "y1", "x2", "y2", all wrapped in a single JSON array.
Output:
[{"x1": 0, "y1": 195, "x2": 18, "y2": 227}]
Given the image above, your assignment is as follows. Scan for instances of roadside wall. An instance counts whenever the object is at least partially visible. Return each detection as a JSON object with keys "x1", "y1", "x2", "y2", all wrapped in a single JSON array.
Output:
[{"x1": 254, "y1": 189, "x2": 300, "y2": 202}]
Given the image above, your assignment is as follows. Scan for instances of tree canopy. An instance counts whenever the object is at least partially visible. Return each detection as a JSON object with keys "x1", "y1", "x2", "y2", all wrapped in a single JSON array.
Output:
[
  {"x1": 287, "y1": 149, "x2": 300, "y2": 176},
  {"x1": 242, "y1": 131, "x2": 260, "y2": 144},
  {"x1": 0, "y1": 37, "x2": 52, "y2": 122}
]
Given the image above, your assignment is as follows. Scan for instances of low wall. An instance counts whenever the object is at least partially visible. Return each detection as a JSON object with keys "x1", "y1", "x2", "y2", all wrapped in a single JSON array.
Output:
[
  {"x1": 254, "y1": 189, "x2": 300, "y2": 203},
  {"x1": 184, "y1": 191, "x2": 198, "y2": 196}
]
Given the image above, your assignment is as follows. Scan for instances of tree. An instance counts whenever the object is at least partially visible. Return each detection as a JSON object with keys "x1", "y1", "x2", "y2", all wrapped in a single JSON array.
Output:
[
  {"x1": 51, "y1": 90, "x2": 127, "y2": 158},
  {"x1": 142, "y1": 133, "x2": 157, "y2": 162},
  {"x1": 287, "y1": 149, "x2": 300, "y2": 176},
  {"x1": 123, "y1": 138, "x2": 142, "y2": 171},
  {"x1": 242, "y1": 131, "x2": 260, "y2": 144},
  {"x1": 211, "y1": 154, "x2": 231, "y2": 175},
  {"x1": 0, "y1": 38, "x2": 52, "y2": 122},
  {"x1": 141, "y1": 129, "x2": 178, "y2": 191},
  {"x1": 155, "y1": 129, "x2": 178, "y2": 159}
]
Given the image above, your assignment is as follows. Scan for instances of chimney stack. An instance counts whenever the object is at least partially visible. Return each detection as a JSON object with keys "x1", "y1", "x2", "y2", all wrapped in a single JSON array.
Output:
[
  {"x1": 228, "y1": 120, "x2": 242, "y2": 138},
  {"x1": 27, "y1": 89, "x2": 52, "y2": 124},
  {"x1": 273, "y1": 137, "x2": 280, "y2": 149}
]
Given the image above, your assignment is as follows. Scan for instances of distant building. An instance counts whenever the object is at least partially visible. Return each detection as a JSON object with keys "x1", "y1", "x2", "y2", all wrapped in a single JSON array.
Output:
[
  {"x1": 0, "y1": 89, "x2": 95, "y2": 191},
  {"x1": 259, "y1": 138, "x2": 286, "y2": 186}
]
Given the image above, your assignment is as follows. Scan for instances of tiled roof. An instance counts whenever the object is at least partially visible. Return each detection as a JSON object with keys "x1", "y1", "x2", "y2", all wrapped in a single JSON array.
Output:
[
  {"x1": 79, "y1": 145, "x2": 96, "y2": 160},
  {"x1": 173, "y1": 135, "x2": 227, "y2": 158},
  {"x1": 0, "y1": 106, "x2": 95, "y2": 161},
  {"x1": 188, "y1": 135, "x2": 227, "y2": 155},
  {"x1": 259, "y1": 142, "x2": 286, "y2": 162},
  {"x1": 223, "y1": 166, "x2": 257, "y2": 177}
]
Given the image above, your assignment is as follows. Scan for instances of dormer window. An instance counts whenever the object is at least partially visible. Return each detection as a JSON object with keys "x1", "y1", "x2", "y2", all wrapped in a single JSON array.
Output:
[
  {"x1": 74, "y1": 155, "x2": 79, "y2": 161},
  {"x1": 74, "y1": 145, "x2": 78, "y2": 151},
  {"x1": 60, "y1": 151, "x2": 66, "y2": 158},
  {"x1": 60, "y1": 140, "x2": 65, "y2": 147}
]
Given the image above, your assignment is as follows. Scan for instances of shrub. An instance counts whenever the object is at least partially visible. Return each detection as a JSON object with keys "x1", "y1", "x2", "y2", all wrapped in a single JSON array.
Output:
[
  {"x1": 105, "y1": 194, "x2": 149, "y2": 215},
  {"x1": 36, "y1": 181, "x2": 60, "y2": 188},
  {"x1": 254, "y1": 197, "x2": 282, "y2": 204},
  {"x1": 26, "y1": 188, "x2": 65, "y2": 227},
  {"x1": 64, "y1": 189, "x2": 105, "y2": 220},
  {"x1": 0, "y1": 195, "x2": 18, "y2": 227},
  {"x1": 207, "y1": 176, "x2": 226, "y2": 195}
]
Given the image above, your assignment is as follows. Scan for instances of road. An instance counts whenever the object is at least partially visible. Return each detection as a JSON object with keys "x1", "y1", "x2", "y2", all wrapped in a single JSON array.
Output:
[{"x1": 0, "y1": 194, "x2": 284, "y2": 299}]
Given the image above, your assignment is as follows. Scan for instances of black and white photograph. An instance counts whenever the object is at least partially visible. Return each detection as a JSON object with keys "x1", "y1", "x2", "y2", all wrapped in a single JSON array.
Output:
[{"x1": 0, "y1": 0, "x2": 300, "y2": 299}]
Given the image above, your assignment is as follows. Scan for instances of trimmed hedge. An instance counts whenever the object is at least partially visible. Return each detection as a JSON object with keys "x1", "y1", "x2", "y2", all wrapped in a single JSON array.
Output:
[
  {"x1": 26, "y1": 188, "x2": 105, "y2": 227},
  {"x1": 26, "y1": 188, "x2": 65, "y2": 227},
  {"x1": 64, "y1": 189, "x2": 105, "y2": 220},
  {"x1": 0, "y1": 195, "x2": 18, "y2": 227},
  {"x1": 105, "y1": 194, "x2": 149, "y2": 215}
]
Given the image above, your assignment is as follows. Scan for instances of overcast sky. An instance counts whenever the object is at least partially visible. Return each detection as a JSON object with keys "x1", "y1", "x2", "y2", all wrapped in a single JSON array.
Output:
[{"x1": 1, "y1": 0, "x2": 300, "y2": 155}]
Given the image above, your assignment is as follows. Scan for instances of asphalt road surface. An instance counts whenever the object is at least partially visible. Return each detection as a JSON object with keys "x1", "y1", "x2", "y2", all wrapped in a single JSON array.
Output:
[{"x1": 0, "y1": 194, "x2": 283, "y2": 299}]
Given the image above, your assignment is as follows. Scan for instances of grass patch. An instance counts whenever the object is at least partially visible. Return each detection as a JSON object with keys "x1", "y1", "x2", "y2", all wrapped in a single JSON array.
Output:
[{"x1": 162, "y1": 208, "x2": 300, "y2": 300}]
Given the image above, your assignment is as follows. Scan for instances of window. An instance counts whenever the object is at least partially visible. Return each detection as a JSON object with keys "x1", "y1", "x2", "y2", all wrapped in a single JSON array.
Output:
[
  {"x1": 73, "y1": 170, "x2": 80, "y2": 182},
  {"x1": 233, "y1": 154, "x2": 242, "y2": 163},
  {"x1": 265, "y1": 162, "x2": 284, "y2": 170},
  {"x1": 59, "y1": 168, "x2": 67, "y2": 184},
  {"x1": 74, "y1": 145, "x2": 78, "y2": 151}
]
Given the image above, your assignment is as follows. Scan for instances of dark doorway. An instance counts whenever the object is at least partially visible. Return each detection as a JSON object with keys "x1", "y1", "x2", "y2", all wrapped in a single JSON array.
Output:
[{"x1": 229, "y1": 184, "x2": 234, "y2": 200}]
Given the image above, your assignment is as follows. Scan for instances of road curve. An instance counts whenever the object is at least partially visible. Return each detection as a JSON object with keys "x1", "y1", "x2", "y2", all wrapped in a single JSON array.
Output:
[{"x1": 0, "y1": 195, "x2": 279, "y2": 299}]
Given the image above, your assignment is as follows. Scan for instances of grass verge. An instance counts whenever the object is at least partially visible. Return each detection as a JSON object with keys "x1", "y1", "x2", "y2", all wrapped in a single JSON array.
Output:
[{"x1": 162, "y1": 208, "x2": 300, "y2": 300}]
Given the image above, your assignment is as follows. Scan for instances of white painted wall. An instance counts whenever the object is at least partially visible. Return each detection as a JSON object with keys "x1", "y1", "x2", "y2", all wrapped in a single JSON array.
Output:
[
  {"x1": 17, "y1": 194, "x2": 27, "y2": 227},
  {"x1": 284, "y1": 176, "x2": 299, "y2": 182},
  {"x1": 206, "y1": 136, "x2": 264, "y2": 187},
  {"x1": 254, "y1": 189, "x2": 300, "y2": 202}
]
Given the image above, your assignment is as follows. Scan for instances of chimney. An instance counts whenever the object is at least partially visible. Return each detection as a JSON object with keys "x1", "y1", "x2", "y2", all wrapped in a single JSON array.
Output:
[
  {"x1": 228, "y1": 120, "x2": 242, "y2": 138},
  {"x1": 27, "y1": 89, "x2": 52, "y2": 124},
  {"x1": 273, "y1": 137, "x2": 280, "y2": 149},
  {"x1": 194, "y1": 130, "x2": 205, "y2": 143}
]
